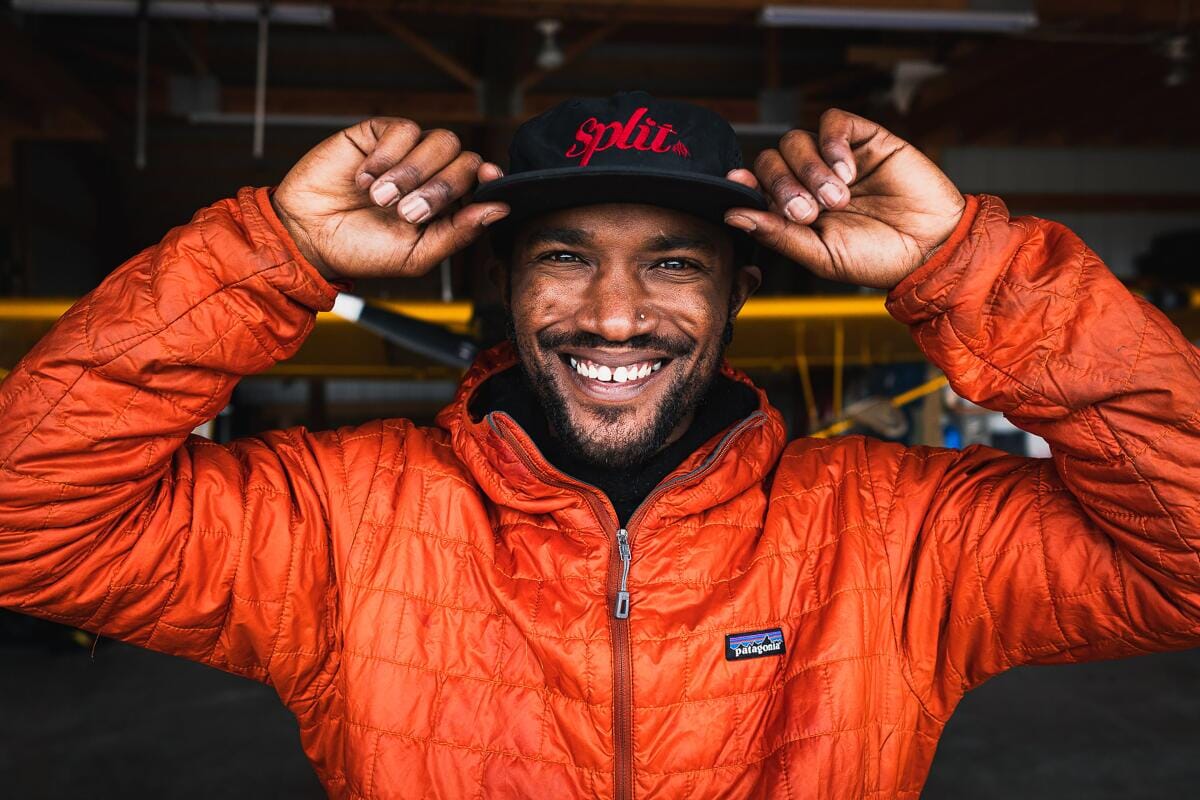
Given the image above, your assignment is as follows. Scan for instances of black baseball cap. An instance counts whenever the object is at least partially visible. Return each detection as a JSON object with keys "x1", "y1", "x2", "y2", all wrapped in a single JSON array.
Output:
[{"x1": 476, "y1": 91, "x2": 767, "y2": 245}]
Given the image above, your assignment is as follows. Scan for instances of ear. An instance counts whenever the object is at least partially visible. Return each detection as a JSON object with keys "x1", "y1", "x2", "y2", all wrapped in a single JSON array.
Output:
[{"x1": 729, "y1": 265, "x2": 762, "y2": 318}]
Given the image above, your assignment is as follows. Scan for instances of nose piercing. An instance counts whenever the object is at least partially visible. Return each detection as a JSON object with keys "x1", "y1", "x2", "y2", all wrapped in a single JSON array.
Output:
[{"x1": 638, "y1": 312, "x2": 646, "y2": 320}]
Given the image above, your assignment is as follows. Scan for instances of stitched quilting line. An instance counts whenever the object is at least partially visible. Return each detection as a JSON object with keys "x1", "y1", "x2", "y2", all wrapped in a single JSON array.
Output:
[
  {"x1": 636, "y1": 722, "x2": 878, "y2": 776},
  {"x1": 635, "y1": 651, "x2": 892, "y2": 710},
  {"x1": 964, "y1": 474, "x2": 1016, "y2": 673},
  {"x1": 200, "y1": 447, "x2": 254, "y2": 666},
  {"x1": 341, "y1": 647, "x2": 606, "y2": 707},
  {"x1": 1095, "y1": 404, "x2": 1200, "y2": 571},
  {"x1": 1032, "y1": 464, "x2": 1074, "y2": 656},
  {"x1": 263, "y1": 503, "x2": 303, "y2": 677},
  {"x1": 329, "y1": 713, "x2": 608, "y2": 774},
  {"x1": 360, "y1": 521, "x2": 597, "y2": 584}
]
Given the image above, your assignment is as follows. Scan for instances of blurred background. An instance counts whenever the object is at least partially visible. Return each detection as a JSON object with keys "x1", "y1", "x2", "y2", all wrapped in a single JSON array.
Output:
[{"x1": 1, "y1": 0, "x2": 1199, "y2": 797}]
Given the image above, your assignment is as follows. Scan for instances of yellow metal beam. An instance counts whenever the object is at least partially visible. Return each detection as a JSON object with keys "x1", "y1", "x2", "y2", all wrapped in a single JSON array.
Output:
[
  {"x1": 811, "y1": 374, "x2": 950, "y2": 439},
  {"x1": 3, "y1": 293, "x2": 1197, "y2": 379},
  {"x1": 4, "y1": 291, "x2": 1196, "y2": 323},
  {"x1": 0, "y1": 297, "x2": 900, "y2": 323}
]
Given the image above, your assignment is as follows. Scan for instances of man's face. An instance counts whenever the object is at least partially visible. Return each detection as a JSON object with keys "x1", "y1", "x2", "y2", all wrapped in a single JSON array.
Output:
[{"x1": 504, "y1": 203, "x2": 760, "y2": 468}]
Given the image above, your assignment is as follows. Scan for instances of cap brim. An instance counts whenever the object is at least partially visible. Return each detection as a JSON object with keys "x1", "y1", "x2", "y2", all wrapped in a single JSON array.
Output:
[{"x1": 474, "y1": 167, "x2": 767, "y2": 231}]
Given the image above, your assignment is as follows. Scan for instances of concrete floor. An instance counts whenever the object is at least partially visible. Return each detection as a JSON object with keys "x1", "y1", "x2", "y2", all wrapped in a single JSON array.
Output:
[{"x1": 1, "y1": 630, "x2": 1197, "y2": 798}]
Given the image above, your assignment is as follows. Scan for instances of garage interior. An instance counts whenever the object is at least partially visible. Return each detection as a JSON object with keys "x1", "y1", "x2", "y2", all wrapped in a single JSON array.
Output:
[{"x1": 1, "y1": 0, "x2": 1199, "y2": 796}]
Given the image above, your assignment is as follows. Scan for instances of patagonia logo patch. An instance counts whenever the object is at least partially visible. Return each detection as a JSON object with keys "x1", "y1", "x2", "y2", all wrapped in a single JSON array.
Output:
[{"x1": 725, "y1": 628, "x2": 786, "y2": 661}]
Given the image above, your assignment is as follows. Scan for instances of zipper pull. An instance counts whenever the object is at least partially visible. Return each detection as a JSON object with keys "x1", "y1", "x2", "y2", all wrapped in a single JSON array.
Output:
[{"x1": 614, "y1": 528, "x2": 632, "y2": 619}]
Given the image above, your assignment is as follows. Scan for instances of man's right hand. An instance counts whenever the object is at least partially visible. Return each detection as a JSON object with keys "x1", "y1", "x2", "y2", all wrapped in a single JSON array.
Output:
[{"x1": 271, "y1": 118, "x2": 509, "y2": 282}]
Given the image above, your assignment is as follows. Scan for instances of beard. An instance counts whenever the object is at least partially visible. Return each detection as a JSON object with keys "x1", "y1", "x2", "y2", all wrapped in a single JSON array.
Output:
[{"x1": 507, "y1": 309, "x2": 735, "y2": 470}]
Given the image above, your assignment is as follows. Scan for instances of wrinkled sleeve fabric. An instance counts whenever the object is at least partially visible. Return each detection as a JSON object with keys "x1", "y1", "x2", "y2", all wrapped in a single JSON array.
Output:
[
  {"x1": 881, "y1": 194, "x2": 1200, "y2": 717},
  {"x1": 0, "y1": 187, "x2": 345, "y2": 704}
]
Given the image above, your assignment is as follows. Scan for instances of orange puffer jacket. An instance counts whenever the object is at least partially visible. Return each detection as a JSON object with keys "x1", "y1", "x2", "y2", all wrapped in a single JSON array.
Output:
[{"x1": 2, "y1": 188, "x2": 1199, "y2": 799}]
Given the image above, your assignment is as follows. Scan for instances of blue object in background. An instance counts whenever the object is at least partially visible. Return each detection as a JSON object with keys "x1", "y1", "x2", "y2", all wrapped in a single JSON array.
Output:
[{"x1": 943, "y1": 424, "x2": 962, "y2": 449}]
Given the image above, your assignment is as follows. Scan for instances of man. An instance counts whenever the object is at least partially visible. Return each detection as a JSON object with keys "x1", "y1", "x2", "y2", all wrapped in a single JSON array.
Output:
[{"x1": 0, "y1": 91, "x2": 1197, "y2": 798}]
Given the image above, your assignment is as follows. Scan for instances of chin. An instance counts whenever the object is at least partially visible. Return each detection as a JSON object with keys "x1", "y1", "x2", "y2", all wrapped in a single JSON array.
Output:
[{"x1": 525, "y1": 347, "x2": 711, "y2": 470}]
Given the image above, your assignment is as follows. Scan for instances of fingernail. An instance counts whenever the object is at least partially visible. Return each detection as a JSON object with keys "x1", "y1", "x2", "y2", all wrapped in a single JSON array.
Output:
[
  {"x1": 818, "y1": 182, "x2": 844, "y2": 208},
  {"x1": 833, "y1": 161, "x2": 853, "y2": 184},
  {"x1": 785, "y1": 196, "x2": 813, "y2": 222},
  {"x1": 356, "y1": 172, "x2": 375, "y2": 190},
  {"x1": 399, "y1": 194, "x2": 432, "y2": 224},
  {"x1": 371, "y1": 182, "x2": 399, "y2": 207},
  {"x1": 724, "y1": 213, "x2": 757, "y2": 232},
  {"x1": 481, "y1": 208, "x2": 510, "y2": 227}
]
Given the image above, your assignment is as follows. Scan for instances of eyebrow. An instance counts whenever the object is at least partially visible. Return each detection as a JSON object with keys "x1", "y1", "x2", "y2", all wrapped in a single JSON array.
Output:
[
  {"x1": 642, "y1": 233, "x2": 718, "y2": 255},
  {"x1": 522, "y1": 227, "x2": 594, "y2": 249},
  {"x1": 521, "y1": 227, "x2": 718, "y2": 255}
]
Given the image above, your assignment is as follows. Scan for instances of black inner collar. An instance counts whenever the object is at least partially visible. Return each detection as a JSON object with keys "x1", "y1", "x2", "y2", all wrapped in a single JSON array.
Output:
[{"x1": 469, "y1": 364, "x2": 758, "y2": 526}]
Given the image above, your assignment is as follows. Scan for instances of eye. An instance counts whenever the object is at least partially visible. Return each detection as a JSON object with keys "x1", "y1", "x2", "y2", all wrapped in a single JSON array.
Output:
[
  {"x1": 539, "y1": 251, "x2": 583, "y2": 264},
  {"x1": 653, "y1": 257, "x2": 700, "y2": 272}
]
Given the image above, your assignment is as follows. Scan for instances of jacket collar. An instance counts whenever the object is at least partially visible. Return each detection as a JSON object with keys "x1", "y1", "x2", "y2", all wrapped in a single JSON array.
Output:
[{"x1": 436, "y1": 342, "x2": 787, "y2": 535}]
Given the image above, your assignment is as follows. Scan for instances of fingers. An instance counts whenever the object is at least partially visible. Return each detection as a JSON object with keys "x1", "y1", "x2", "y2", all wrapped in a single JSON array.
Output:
[
  {"x1": 478, "y1": 162, "x2": 504, "y2": 183},
  {"x1": 392, "y1": 150, "x2": 483, "y2": 224},
  {"x1": 777, "y1": 129, "x2": 850, "y2": 212},
  {"x1": 364, "y1": 127, "x2": 465, "y2": 210},
  {"x1": 725, "y1": 167, "x2": 759, "y2": 191},
  {"x1": 723, "y1": 207, "x2": 832, "y2": 275},
  {"x1": 351, "y1": 118, "x2": 423, "y2": 191},
  {"x1": 816, "y1": 108, "x2": 883, "y2": 185},
  {"x1": 751, "y1": 149, "x2": 819, "y2": 224}
]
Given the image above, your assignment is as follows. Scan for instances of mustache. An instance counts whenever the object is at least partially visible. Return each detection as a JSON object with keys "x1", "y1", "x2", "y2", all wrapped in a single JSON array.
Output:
[{"x1": 535, "y1": 329, "x2": 695, "y2": 358}]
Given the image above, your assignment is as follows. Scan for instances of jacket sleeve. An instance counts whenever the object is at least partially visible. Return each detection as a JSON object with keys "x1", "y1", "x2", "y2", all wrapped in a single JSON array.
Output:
[
  {"x1": 0, "y1": 187, "x2": 345, "y2": 704},
  {"x1": 880, "y1": 194, "x2": 1200, "y2": 716}
]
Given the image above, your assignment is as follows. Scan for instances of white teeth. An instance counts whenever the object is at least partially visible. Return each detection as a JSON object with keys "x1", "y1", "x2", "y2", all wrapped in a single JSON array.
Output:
[{"x1": 569, "y1": 357, "x2": 666, "y2": 383}]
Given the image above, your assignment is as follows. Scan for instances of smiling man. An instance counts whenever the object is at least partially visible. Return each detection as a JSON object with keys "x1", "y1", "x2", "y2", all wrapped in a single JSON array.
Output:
[{"x1": 1, "y1": 92, "x2": 1199, "y2": 799}]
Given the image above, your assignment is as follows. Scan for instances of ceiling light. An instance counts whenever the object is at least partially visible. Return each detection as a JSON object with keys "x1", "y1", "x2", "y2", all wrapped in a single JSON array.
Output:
[{"x1": 536, "y1": 19, "x2": 564, "y2": 70}]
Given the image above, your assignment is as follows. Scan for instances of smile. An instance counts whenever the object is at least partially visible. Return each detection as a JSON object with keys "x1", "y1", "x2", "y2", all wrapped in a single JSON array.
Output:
[{"x1": 568, "y1": 356, "x2": 663, "y2": 384}]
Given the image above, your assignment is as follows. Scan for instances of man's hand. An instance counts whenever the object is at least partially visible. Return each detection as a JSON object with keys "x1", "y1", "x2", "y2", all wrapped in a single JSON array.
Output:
[
  {"x1": 271, "y1": 118, "x2": 509, "y2": 281},
  {"x1": 725, "y1": 109, "x2": 965, "y2": 289}
]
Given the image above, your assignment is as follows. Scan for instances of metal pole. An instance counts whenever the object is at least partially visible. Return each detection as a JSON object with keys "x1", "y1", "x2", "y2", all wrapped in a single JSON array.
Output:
[
  {"x1": 253, "y1": 1, "x2": 269, "y2": 159},
  {"x1": 134, "y1": 0, "x2": 149, "y2": 169},
  {"x1": 439, "y1": 258, "x2": 453, "y2": 302}
]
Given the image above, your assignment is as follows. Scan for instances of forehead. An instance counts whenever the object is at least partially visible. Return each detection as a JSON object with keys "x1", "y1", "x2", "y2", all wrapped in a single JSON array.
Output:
[{"x1": 513, "y1": 203, "x2": 733, "y2": 257}]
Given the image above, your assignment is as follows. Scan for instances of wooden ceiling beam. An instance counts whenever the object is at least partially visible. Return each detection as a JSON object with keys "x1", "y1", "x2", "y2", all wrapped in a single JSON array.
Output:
[
  {"x1": 366, "y1": 10, "x2": 482, "y2": 92},
  {"x1": 516, "y1": 22, "x2": 622, "y2": 94},
  {"x1": 1036, "y1": 0, "x2": 1195, "y2": 27},
  {"x1": 222, "y1": 87, "x2": 483, "y2": 122}
]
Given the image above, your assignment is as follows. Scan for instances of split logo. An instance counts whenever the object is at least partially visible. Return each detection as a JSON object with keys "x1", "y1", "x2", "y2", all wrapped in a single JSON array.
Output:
[
  {"x1": 725, "y1": 628, "x2": 787, "y2": 662},
  {"x1": 564, "y1": 107, "x2": 691, "y2": 166}
]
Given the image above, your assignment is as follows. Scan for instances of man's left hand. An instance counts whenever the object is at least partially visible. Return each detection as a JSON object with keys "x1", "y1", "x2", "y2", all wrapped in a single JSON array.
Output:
[{"x1": 725, "y1": 109, "x2": 966, "y2": 289}]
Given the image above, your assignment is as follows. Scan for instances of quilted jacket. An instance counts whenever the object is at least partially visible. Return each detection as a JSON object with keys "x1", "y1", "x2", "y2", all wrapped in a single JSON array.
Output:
[{"x1": 1, "y1": 187, "x2": 1199, "y2": 799}]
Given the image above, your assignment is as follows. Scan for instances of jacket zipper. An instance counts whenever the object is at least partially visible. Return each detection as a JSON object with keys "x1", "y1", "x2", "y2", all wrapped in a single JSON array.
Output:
[{"x1": 489, "y1": 410, "x2": 767, "y2": 800}]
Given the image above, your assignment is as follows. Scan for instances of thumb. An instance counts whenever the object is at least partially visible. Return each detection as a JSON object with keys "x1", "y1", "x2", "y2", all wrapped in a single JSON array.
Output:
[
  {"x1": 405, "y1": 202, "x2": 510, "y2": 273},
  {"x1": 724, "y1": 208, "x2": 833, "y2": 275}
]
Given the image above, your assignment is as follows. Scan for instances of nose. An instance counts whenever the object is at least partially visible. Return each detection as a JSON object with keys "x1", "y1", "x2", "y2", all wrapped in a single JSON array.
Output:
[{"x1": 574, "y1": 263, "x2": 655, "y2": 343}]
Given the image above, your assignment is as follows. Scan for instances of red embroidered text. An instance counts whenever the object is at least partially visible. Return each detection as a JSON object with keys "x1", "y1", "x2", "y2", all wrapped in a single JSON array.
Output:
[{"x1": 564, "y1": 107, "x2": 688, "y2": 166}]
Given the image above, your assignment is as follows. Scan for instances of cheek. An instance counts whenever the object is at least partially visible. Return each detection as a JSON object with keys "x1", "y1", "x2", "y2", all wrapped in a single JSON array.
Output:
[
  {"x1": 512, "y1": 276, "x2": 576, "y2": 331},
  {"x1": 659, "y1": 286, "x2": 727, "y2": 341}
]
